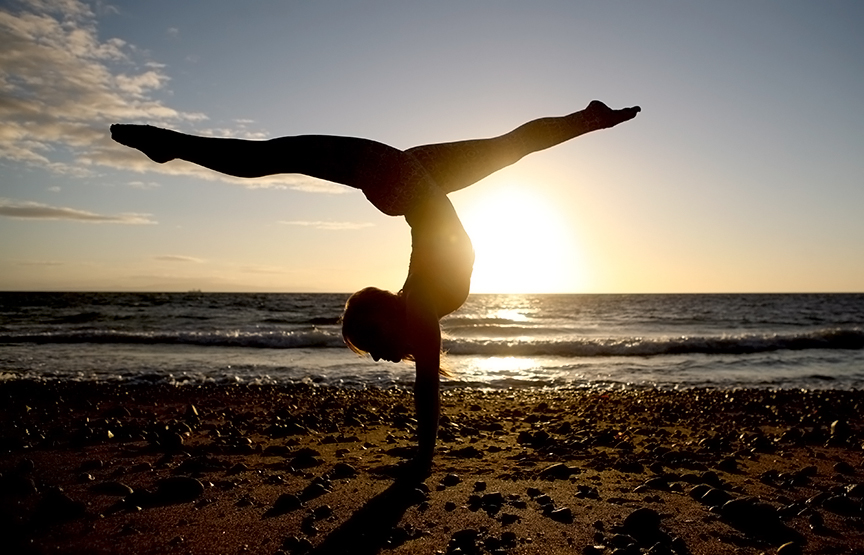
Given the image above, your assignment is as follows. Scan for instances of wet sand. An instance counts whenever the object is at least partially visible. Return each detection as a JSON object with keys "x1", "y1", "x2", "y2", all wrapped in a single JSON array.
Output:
[{"x1": 1, "y1": 381, "x2": 862, "y2": 555}]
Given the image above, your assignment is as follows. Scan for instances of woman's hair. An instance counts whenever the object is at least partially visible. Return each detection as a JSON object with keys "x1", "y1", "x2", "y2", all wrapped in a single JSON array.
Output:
[
  {"x1": 341, "y1": 287, "x2": 450, "y2": 377},
  {"x1": 341, "y1": 287, "x2": 407, "y2": 358}
]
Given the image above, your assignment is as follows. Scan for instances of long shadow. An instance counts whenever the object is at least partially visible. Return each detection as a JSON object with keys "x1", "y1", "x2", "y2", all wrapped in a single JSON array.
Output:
[{"x1": 308, "y1": 477, "x2": 424, "y2": 555}]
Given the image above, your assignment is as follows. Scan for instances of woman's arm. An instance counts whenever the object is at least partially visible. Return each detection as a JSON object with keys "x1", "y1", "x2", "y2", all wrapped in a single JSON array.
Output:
[{"x1": 404, "y1": 291, "x2": 443, "y2": 463}]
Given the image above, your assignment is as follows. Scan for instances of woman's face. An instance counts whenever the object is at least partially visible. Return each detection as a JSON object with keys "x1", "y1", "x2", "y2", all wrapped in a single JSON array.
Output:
[{"x1": 366, "y1": 315, "x2": 409, "y2": 362}]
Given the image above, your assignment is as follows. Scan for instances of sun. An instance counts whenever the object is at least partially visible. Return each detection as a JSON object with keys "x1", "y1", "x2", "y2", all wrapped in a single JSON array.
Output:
[{"x1": 457, "y1": 185, "x2": 585, "y2": 293}]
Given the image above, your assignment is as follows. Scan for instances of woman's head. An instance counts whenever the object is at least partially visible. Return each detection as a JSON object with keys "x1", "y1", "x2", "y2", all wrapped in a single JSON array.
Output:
[{"x1": 341, "y1": 287, "x2": 409, "y2": 362}]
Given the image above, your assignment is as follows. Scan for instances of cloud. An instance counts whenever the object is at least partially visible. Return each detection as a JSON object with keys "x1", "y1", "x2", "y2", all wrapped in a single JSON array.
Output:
[
  {"x1": 16, "y1": 260, "x2": 64, "y2": 266},
  {"x1": 127, "y1": 180, "x2": 160, "y2": 189},
  {"x1": 280, "y1": 220, "x2": 375, "y2": 231},
  {"x1": 0, "y1": 0, "x2": 342, "y2": 193},
  {"x1": 153, "y1": 255, "x2": 203, "y2": 263},
  {"x1": 0, "y1": 197, "x2": 155, "y2": 224}
]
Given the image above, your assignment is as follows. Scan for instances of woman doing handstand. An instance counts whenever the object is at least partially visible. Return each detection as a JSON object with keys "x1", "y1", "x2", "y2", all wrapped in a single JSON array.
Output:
[{"x1": 110, "y1": 100, "x2": 640, "y2": 471}]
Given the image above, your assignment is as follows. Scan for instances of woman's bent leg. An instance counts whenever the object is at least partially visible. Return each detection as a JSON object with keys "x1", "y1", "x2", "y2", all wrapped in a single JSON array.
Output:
[{"x1": 406, "y1": 101, "x2": 639, "y2": 194}]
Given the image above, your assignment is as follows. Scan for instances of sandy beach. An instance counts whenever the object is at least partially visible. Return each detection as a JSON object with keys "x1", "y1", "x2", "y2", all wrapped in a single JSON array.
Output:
[{"x1": 1, "y1": 381, "x2": 862, "y2": 554}]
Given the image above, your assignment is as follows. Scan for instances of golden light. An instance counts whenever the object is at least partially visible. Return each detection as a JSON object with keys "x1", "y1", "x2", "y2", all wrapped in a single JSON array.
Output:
[{"x1": 457, "y1": 185, "x2": 586, "y2": 293}]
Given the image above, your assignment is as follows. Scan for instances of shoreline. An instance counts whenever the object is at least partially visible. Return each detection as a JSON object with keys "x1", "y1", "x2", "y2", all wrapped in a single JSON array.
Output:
[{"x1": 1, "y1": 381, "x2": 862, "y2": 554}]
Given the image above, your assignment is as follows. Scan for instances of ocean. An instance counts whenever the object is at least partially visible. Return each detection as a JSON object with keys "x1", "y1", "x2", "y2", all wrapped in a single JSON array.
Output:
[{"x1": 1, "y1": 292, "x2": 862, "y2": 390}]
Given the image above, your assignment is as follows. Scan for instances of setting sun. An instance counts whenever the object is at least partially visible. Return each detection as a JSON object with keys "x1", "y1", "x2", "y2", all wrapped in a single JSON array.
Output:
[{"x1": 458, "y1": 185, "x2": 586, "y2": 293}]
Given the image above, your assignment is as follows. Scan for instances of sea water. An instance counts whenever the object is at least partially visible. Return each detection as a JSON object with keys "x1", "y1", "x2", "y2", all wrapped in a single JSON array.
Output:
[{"x1": 1, "y1": 293, "x2": 862, "y2": 390}]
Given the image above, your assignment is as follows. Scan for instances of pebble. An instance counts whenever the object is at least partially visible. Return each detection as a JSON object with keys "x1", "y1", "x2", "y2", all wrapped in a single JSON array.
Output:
[
  {"x1": 500, "y1": 513, "x2": 520, "y2": 525},
  {"x1": 312, "y1": 504, "x2": 332, "y2": 519},
  {"x1": 833, "y1": 461, "x2": 855, "y2": 475},
  {"x1": 847, "y1": 483, "x2": 864, "y2": 497},
  {"x1": 539, "y1": 462, "x2": 577, "y2": 480},
  {"x1": 549, "y1": 507, "x2": 573, "y2": 523},
  {"x1": 34, "y1": 488, "x2": 86, "y2": 523},
  {"x1": 300, "y1": 480, "x2": 330, "y2": 501},
  {"x1": 330, "y1": 462, "x2": 357, "y2": 479},
  {"x1": 700, "y1": 487, "x2": 731, "y2": 506},
  {"x1": 776, "y1": 541, "x2": 802, "y2": 555},
  {"x1": 622, "y1": 507, "x2": 661, "y2": 539},
  {"x1": 0, "y1": 474, "x2": 38, "y2": 496},
  {"x1": 90, "y1": 481, "x2": 134, "y2": 496},
  {"x1": 154, "y1": 476, "x2": 205, "y2": 504},
  {"x1": 271, "y1": 493, "x2": 303, "y2": 514},
  {"x1": 822, "y1": 494, "x2": 858, "y2": 515},
  {"x1": 441, "y1": 473, "x2": 461, "y2": 486},
  {"x1": 719, "y1": 497, "x2": 781, "y2": 530}
]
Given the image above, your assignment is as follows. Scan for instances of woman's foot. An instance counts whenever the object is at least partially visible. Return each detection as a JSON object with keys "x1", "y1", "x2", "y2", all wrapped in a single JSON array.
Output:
[
  {"x1": 584, "y1": 100, "x2": 641, "y2": 130},
  {"x1": 110, "y1": 124, "x2": 178, "y2": 163}
]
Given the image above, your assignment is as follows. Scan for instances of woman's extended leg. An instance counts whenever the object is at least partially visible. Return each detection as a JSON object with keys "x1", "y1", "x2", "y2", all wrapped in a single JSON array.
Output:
[
  {"x1": 406, "y1": 101, "x2": 640, "y2": 194},
  {"x1": 110, "y1": 126, "x2": 435, "y2": 215}
]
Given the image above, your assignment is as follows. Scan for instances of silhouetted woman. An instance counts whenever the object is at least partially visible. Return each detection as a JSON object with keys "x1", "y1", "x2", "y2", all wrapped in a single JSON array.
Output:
[{"x1": 110, "y1": 100, "x2": 640, "y2": 472}]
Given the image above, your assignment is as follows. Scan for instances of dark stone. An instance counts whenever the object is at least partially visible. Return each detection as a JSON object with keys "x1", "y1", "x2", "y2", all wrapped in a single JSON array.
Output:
[
  {"x1": 228, "y1": 462, "x2": 249, "y2": 475},
  {"x1": 501, "y1": 512, "x2": 520, "y2": 524},
  {"x1": 609, "y1": 533, "x2": 637, "y2": 548},
  {"x1": 312, "y1": 505, "x2": 332, "y2": 519},
  {"x1": 301, "y1": 480, "x2": 330, "y2": 501},
  {"x1": 830, "y1": 420, "x2": 851, "y2": 442},
  {"x1": 847, "y1": 483, "x2": 864, "y2": 498},
  {"x1": 330, "y1": 462, "x2": 357, "y2": 478},
  {"x1": 776, "y1": 541, "x2": 803, "y2": 555},
  {"x1": 272, "y1": 493, "x2": 303, "y2": 514},
  {"x1": 834, "y1": 461, "x2": 855, "y2": 475},
  {"x1": 700, "y1": 487, "x2": 731, "y2": 506},
  {"x1": 623, "y1": 507, "x2": 662, "y2": 540},
  {"x1": 90, "y1": 481, "x2": 134, "y2": 496},
  {"x1": 442, "y1": 473, "x2": 461, "y2": 486},
  {"x1": 290, "y1": 453, "x2": 322, "y2": 469},
  {"x1": 549, "y1": 507, "x2": 573, "y2": 523},
  {"x1": 822, "y1": 494, "x2": 859, "y2": 515},
  {"x1": 0, "y1": 474, "x2": 38, "y2": 496},
  {"x1": 450, "y1": 446, "x2": 484, "y2": 459},
  {"x1": 719, "y1": 497, "x2": 782, "y2": 530},
  {"x1": 154, "y1": 476, "x2": 204, "y2": 504},
  {"x1": 34, "y1": 488, "x2": 86, "y2": 523},
  {"x1": 540, "y1": 462, "x2": 578, "y2": 480},
  {"x1": 449, "y1": 528, "x2": 479, "y2": 552}
]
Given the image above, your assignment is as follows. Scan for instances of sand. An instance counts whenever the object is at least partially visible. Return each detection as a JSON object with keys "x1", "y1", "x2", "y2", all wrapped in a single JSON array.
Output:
[{"x1": 1, "y1": 381, "x2": 863, "y2": 555}]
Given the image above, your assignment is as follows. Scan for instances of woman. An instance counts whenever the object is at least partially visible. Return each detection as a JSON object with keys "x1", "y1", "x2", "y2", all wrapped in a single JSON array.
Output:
[{"x1": 110, "y1": 100, "x2": 640, "y2": 471}]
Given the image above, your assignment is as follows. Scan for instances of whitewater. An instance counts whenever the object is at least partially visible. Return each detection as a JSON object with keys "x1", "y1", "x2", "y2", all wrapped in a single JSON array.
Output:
[{"x1": 1, "y1": 292, "x2": 862, "y2": 389}]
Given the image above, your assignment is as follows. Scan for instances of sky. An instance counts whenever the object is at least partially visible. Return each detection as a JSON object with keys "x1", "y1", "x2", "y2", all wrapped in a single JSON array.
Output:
[{"x1": 1, "y1": 0, "x2": 863, "y2": 293}]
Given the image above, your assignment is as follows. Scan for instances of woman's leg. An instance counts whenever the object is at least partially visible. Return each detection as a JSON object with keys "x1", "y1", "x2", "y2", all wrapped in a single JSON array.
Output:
[
  {"x1": 110, "y1": 125, "x2": 417, "y2": 193},
  {"x1": 406, "y1": 101, "x2": 640, "y2": 194}
]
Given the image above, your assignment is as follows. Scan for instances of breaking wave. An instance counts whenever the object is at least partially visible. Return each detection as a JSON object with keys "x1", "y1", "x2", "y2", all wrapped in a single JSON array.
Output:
[{"x1": 2, "y1": 327, "x2": 862, "y2": 357}]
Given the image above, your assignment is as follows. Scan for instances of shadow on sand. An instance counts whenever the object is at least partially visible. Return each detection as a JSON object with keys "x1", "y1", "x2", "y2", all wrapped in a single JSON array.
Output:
[{"x1": 307, "y1": 476, "x2": 427, "y2": 555}]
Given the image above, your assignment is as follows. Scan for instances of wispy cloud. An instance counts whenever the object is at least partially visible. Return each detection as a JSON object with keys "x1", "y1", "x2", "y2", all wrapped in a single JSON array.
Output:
[
  {"x1": 16, "y1": 260, "x2": 64, "y2": 266},
  {"x1": 153, "y1": 255, "x2": 204, "y2": 263},
  {"x1": 127, "y1": 180, "x2": 161, "y2": 189},
  {"x1": 0, "y1": 198, "x2": 155, "y2": 224},
  {"x1": 240, "y1": 265, "x2": 286, "y2": 274},
  {"x1": 0, "y1": 0, "x2": 339, "y2": 193},
  {"x1": 280, "y1": 220, "x2": 375, "y2": 231},
  {"x1": 0, "y1": 0, "x2": 204, "y2": 175}
]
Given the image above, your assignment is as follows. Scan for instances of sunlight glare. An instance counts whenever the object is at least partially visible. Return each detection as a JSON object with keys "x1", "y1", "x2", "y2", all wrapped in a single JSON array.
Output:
[{"x1": 458, "y1": 186, "x2": 585, "y2": 293}]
